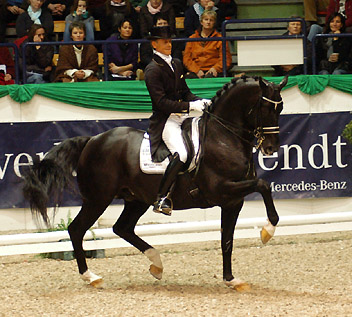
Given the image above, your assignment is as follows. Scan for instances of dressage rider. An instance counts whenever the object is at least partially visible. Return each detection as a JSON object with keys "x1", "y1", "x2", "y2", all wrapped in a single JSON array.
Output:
[{"x1": 145, "y1": 25, "x2": 211, "y2": 216}]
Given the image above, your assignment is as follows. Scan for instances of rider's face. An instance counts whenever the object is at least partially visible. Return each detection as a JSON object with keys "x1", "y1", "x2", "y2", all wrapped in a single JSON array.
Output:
[{"x1": 151, "y1": 38, "x2": 172, "y2": 56}]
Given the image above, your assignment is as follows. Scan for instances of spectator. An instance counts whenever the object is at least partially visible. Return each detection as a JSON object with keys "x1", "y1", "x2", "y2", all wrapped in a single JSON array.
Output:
[
  {"x1": 43, "y1": 0, "x2": 72, "y2": 20},
  {"x1": 139, "y1": 0, "x2": 176, "y2": 38},
  {"x1": 273, "y1": 18, "x2": 304, "y2": 77},
  {"x1": 139, "y1": 11, "x2": 182, "y2": 69},
  {"x1": 19, "y1": 24, "x2": 54, "y2": 83},
  {"x1": 216, "y1": 0, "x2": 236, "y2": 29},
  {"x1": 16, "y1": 0, "x2": 54, "y2": 39},
  {"x1": 0, "y1": 0, "x2": 26, "y2": 42},
  {"x1": 54, "y1": 21, "x2": 99, "y2": 82},
  {"x1": 164, "y1": 0, "x2": 187, "y2": 16},
  {"x1": 130, "y1": 0, "x2": 147, "y2": 13},
  {"x1": 86, "y1": 0, "x2": 106, "y2": 38},
  {"x1": 64, "y1": 0, "x2": 94, "y2": 42},
  {"x1": 183, "y1": 10, "x2": 232, "y2": 78},
  {"x1": 308, "y1": 0, "x2": 352, "y2": 42},
  {"x1": 99, "y1": 0, "x2": 139, "y2": 40},
  {"x1": 0, "y1": 45, "x2": 15, "y2": 85},
  {"x1": 304, "y1": 0, "x2": 329, "y2": 28},
  {"x1": 317, "y1": 12, "x2": 351, "y2": 74},
  {"x1": 184, "y1": 0, "x2": 216, "y2": 37},
  {"x1": 106, "y1": 18, "x2": 139, "y2": 80}
]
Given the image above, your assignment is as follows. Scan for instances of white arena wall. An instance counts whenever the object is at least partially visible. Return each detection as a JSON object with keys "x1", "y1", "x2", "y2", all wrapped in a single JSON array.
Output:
[{"x1": 0, "y1": 85, "x2": 352, "y2": 232}]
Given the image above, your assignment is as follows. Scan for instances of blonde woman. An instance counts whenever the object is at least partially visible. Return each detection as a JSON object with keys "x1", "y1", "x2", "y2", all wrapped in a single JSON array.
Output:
[{"x1": 183, "y1": 10, "x2": 232, "y2": 78}]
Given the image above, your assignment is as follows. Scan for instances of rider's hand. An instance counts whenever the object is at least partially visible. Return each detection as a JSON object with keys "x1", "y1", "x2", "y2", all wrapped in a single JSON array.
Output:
[
  {"x1": 189, "y1": 100, "x2": 205, "y2": 112},
  {"x1": 201, "y1": 99, "x2": 212, "y2": 107}
]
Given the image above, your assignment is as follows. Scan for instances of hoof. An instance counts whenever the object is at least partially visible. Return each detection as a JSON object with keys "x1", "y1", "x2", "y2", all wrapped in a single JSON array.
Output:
[
  {"x1": 90, "y1": 278, "x2": 104, "y2": 288},
  {"x1": 260, "y1": 221, "x2": 276, "y2": 244},
  {"x1": 224, "y1": 279, "x2": 251, "y2": 292},
  {"x1": 149, "y1": 264, "x2": 163, "y2": 280},
  {"x1": 81, "y1": 269, "x2": 104, "y2": 288}
]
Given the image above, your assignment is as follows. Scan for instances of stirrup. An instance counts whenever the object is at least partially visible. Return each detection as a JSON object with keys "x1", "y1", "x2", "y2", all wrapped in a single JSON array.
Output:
[{"x1": 153, "y1": 196, "x2": 172, "y2": 216}]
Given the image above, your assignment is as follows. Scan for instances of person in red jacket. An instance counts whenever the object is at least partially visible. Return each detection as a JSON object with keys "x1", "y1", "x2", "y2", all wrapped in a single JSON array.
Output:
[{"x1": 0, "y1": 46, "x2": 15, "y2": 85}]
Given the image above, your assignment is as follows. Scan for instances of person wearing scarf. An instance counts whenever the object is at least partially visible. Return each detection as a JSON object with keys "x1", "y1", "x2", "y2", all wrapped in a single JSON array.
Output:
[
  {"x1": 139, "y1": 0, "x2": 176, "y2": 37},
  {"x1": 184, "y1": 0, "x2": 216, "y2": 37},
  {"x1": 64, "y1": 0, "x2": 94, "y2": 42},
  {"x1": 16, "y1": 0, "x2": 54, "y2": 38}
]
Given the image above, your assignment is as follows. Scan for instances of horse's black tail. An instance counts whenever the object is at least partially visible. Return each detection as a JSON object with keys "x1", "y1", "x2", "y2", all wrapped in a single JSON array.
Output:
[{"x1": 22, "y1": 136, "x2": 91, "y2": 226}]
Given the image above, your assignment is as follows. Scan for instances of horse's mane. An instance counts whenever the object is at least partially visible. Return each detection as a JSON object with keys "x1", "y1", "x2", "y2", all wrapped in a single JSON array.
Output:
[{"x1": 210, "y1": 75, "x2": 260, "y2": 110}]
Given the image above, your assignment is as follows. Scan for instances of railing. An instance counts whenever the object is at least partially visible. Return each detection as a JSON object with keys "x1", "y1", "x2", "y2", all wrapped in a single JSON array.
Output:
[
  {"x1": 0, "y1": 42, "x2": 20, "y2": 84},
  {"x1": 17, "y1": 18, "x2": 308, "y2": 83},
  {"x1": 311, "y1": 33, "x2": 352, "y2": 75}
]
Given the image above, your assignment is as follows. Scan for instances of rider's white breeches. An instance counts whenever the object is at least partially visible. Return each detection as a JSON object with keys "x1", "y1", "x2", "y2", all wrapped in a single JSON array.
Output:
[{"x1": 162, "y1": 114, "x2": 188, "y2": 163}]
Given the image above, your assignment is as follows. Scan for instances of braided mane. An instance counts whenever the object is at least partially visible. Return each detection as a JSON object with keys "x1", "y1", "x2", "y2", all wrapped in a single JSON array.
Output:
[{"x1": 210, "y1": 75, "x2": 260, "y2": 109}]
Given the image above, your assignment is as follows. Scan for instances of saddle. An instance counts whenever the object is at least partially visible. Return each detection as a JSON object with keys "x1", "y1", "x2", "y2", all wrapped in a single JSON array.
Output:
[{"x1": 140, "y1": 117, "x2": 201, "y2": 174}]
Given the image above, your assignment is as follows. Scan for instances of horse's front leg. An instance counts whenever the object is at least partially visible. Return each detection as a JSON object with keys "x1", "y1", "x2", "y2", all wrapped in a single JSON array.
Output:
[
  {"x1": 220, "y1": 179, "x2": 278, "y2": 244},
  {"x1": 221, "y1": 203, "x2": 251, "y2": 292},
  {"x1": 256, "y1": 178, "x2": 278, "y2": 244}
]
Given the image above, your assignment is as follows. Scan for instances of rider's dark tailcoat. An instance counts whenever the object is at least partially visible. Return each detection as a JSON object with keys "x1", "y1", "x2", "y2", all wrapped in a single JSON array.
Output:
[{"x1": 145, "y1": 54, "x2": 199, "y2": 162}]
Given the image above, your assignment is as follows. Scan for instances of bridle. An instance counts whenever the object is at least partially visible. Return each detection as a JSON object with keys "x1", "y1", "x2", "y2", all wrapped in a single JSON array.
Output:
[
  {"x1": 203, "y1": 94, "x2": 282, "y2": 149},
  {"x1": 254, "y1": 95, "x2": 283, "y2": 149}
]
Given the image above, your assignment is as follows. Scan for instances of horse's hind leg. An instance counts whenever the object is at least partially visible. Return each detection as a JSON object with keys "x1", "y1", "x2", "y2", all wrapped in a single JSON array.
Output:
[
  {"x1": 68, "y1": 202, "x2": 107, "y2": 287},
  {"x1": 113, "y1": 200, "x2": 164, "y2": 280}
]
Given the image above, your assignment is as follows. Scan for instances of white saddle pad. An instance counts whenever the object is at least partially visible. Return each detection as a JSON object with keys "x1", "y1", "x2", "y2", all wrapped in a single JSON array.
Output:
[{"x1": 140, "y1": 117, "x2": 201, "y2": 174}]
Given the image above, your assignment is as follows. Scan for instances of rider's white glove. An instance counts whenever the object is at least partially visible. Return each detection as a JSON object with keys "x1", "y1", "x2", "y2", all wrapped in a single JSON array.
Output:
[
  {"x1": 189, "y1": 99, "x2": 206, "y2": 112},
  {"x1": 201, "y1": 99, "x2": 211, "y2": 107}
]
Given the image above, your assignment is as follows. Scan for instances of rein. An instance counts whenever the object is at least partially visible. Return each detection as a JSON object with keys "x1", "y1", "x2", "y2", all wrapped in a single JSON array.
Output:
[{"x1": 193, "y1": 90, "x2": 282, "y2": 178}]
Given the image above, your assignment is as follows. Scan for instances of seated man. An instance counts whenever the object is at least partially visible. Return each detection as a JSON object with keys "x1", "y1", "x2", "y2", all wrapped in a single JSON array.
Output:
[{"x1": 273, "y1": 18, "x2": 304, "y2": 77}]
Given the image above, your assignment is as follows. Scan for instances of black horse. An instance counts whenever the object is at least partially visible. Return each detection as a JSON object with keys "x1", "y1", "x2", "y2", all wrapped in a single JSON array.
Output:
[{"x1": 23, "y1": 75, "x2": 288, "y2": 291}]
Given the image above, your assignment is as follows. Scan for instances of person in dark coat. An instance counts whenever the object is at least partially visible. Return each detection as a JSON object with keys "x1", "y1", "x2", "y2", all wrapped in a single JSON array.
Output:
[
  {"x1": 106, "y1": 18, "x2": 139, "y2": 79},
  {"x1": 139, "y1": 0, "x2": 176, "y2": 38},
  {"x1": 139, "y1": 11, "x2": 182, "y2": 70},
  {"x1": 144, "y1": 25, "x2": 211, "y2": 216},
  {"x1": 15, "y1": 0, "x2": 54, "y2": 39},
  {"x1": 317, "y1": 12, "x2": 351, "y2": 74},
  {"x1": 19, "y1": 23, "x2": 54, "y2": 83}
]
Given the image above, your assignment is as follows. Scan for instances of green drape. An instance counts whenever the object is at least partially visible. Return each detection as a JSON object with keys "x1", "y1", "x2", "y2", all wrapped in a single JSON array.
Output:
[{"x1": 1, "y1": 75, "x2": 352, "y2": 111}]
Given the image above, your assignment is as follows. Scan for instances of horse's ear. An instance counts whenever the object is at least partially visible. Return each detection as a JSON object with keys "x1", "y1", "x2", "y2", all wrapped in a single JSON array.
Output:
[
  {"x1": 279, "y1": 75, "x2": 288, "y2": 90},
  {"x1": 259, "y1": 77, "x2": 269, "y2": 90}
]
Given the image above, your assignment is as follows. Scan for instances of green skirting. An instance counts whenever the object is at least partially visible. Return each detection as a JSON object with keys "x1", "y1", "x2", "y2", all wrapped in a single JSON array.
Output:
[{"x1": 1, "y1": 75, "x2": 352, "y2": 111}]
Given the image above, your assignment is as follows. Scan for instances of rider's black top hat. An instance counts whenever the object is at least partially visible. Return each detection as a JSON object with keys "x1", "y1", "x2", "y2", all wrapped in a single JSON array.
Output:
[{"x1": 147, "y1": 26, "x2": 172, "y2": 40}]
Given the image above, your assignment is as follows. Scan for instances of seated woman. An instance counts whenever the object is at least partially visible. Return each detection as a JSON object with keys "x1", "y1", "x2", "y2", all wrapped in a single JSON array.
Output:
[
  {"x1": 16, "y1": 0, "x2": 54, "y2": 39},
  {"x1": 99, "y1": 0, "x2": 139, "y2": 40},
  {"x1": 106, "y1": 18, "x2": 138, "y2": 80},
  {"x1": 54, "y1": 21, "x2": 99, "y2": 82},
  {"x1": 184, "y1": 0, "x2": 216, "y2": 37},
  {"x1": 183, "y1": 10, "x2": 232, "y2": 79},
  {"x1": 273, "y1": 18, "x2": 304, "y2": 77},
  {"x1": 64, "y1": 0, "x2": 94, "y2": 42},
  {"x1": 317, "y1": 12, "x2": 351, "y2": 75},
  {"x1": 20, "y1": 24, "x2": 54, "y2": 83},
  {"x1": 139, "y1": 0, "x2": 176, "y2": 38},
  {"x1": 0, "y1": 46, "x2": 16, "y2": 85}
]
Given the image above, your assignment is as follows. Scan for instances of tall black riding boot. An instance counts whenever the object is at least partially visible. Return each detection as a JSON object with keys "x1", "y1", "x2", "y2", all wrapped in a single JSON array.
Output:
[{"x1": 153, "y1": 152, "x2": 185, "y2": 216}]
